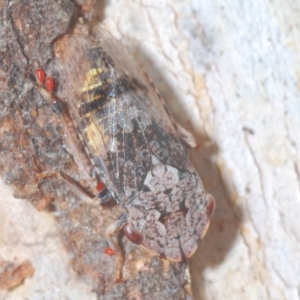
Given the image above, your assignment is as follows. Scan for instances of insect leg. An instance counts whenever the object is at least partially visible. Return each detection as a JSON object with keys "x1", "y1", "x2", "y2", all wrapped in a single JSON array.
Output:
[
  {"x1": 32, "y1": 75, "x2": 94, "y2": 184},
  {"x1": 106, "y1": 212, "x2": 127, "y2": 282},
  {"x1": 175, "y1": 123, "x2": 197, "y2": 148},
  {"x1": 59, "y1": 171, "x2": 99, "y2": 206},
  {"x1": 33, "y1": 71, "x2": 113, "y2": 204},
  {"x1": 92, "y1": 169, "x2": 113, "y2": 204},
  {"x1": 53, "y1": 101, "x2": 95, "y2": 184},
  {"x1": 58, "y1": 171, "x2": 112, "y2": 206},
  {"x1": 97, "y1": 185, "x2": 112, "y2": 204}
]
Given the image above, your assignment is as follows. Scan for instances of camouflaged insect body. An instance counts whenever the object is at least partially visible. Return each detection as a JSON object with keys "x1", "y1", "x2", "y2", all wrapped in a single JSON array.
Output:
[{"x1": 61, "y1": 29, "x2": 215, "y2": 261}]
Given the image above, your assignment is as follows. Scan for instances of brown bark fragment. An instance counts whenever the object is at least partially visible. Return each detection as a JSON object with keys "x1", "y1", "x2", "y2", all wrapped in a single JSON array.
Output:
[{"x1": 0, "y1": 260, "x2": 34, "y2": 290}]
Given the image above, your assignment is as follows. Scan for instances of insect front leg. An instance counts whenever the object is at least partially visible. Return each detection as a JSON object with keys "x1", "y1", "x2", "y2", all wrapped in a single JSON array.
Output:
[
  {"x1": 31, "y1": 70, "x2": 94, "y2": 184},
  {"x1": 57, "y1": 170, "x2": 113, "y2": 206},
  {"x1": 91, "y1": 169, "x2": 112, "y2": 204},
  {"x1": 175, "y1": 123, "x2": 197, "y2": 148},
  {"x1": 106, "y1": 212, "x2": 128, "y2": 282},
  {"x1": 51, "y1": 102, "x2": 96, "y2": 184}
]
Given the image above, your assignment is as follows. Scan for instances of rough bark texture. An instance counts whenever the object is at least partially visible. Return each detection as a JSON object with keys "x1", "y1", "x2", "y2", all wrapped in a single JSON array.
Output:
[{"x1": 1, "y1": 0, "x2": 299, "y2": 300}]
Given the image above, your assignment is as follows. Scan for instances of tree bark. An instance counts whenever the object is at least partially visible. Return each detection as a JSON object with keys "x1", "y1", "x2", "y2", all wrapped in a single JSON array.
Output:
[{"x1": 1, "y1": 0, "x2": 299, "y2": 300}]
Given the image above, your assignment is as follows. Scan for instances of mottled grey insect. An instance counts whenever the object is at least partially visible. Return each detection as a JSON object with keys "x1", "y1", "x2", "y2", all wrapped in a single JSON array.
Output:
[{"x1": 45, "y1": 27, "x2": 215, "y2": 272}]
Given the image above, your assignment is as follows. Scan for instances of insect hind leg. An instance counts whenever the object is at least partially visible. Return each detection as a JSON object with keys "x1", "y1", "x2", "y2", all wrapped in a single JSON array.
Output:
[
  {"x1": 59, "y1": 171, "x2": 100, "y2": 206},
  {"x1": 97, "y1": 185, "x2": 112, "y2": 204},
  {"x1": 92, "y1": 168, "x2": 113, "y2": 204},
  {"x1": 106, "y1": 212, "x2": 127, "y2": 282},
  {"x1": 175, "y1": 123, "x2": 197, "y2": 148}
]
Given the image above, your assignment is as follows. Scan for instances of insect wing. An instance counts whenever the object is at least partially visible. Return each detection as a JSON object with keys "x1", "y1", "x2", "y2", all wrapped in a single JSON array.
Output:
[
  {"x1": 61, "y1": 34, "x2": 121, "y2": 200},
  {"x1": 61, "y1": 30, "x2": 191, "y2": 205},
  {"x1": 93, "y1": 28, "x2": 178, "y2": 137}
]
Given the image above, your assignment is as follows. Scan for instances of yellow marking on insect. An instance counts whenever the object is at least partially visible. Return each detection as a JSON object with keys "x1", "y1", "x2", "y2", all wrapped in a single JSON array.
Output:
[
  {"x1": 83, "y1": 120, "x2": 108, "y2": 152},
  {"x1": 90, "y1": 94, "x2": 102, "y2": 101},
  {"x1": 82, "y1": 82, "x2": 103, "y2": 93},
  {"x1": 82, "y1": 68, "x2": 103, "y2": 93},
  {"x1": 87, "y1": 68, "x2": 102, "y2": 81},
  {"x1": 82, "y1": 112, "x2": 91, "y2": 118},
  {"x1": 77, "y1": 93, "x2": 103, "y2": 114}
]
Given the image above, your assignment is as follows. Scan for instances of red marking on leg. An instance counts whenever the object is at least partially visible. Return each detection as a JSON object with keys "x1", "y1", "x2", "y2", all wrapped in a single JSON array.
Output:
[
  {"x1": 104, "y1": 247, "x2": 115, "y2": 256},
  {"x1": 96, "y1": 181, "x2": 105, "y2": 192}
]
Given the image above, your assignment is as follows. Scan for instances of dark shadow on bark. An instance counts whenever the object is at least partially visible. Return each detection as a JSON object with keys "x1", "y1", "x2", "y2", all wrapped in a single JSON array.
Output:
[{"x1": 132, "y1": 40, "x2": 243, "y2": 300}]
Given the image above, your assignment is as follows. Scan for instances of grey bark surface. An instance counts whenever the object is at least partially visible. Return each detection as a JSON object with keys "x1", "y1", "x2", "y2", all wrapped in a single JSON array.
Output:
[{"x1": 1, "y1": 0, "x2": 299, "y2": 300}]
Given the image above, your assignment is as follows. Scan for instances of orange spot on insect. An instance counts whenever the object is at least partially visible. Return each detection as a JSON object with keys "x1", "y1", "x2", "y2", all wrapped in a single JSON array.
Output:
[
  {"x1": 35, "y1": 68, "x2": 45, "y2": 84},
  {"x1": 104, "y1": 247, "x2": 115, "y2": 256},
  {"x1": 96, "y1": 181, "x2": 105, "y2": 192},
  {"x1": 45, "y1": 77, "x2": 54, "y2": 93}
]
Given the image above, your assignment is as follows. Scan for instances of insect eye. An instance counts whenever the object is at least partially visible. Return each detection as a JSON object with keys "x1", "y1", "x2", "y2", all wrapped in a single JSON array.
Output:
[
  {"x1": 124, "y1": 223, "x2": 144, "y2": 245},
  {"x1": 205, "y1": 194, "x2": 216, "y2": 219}
]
